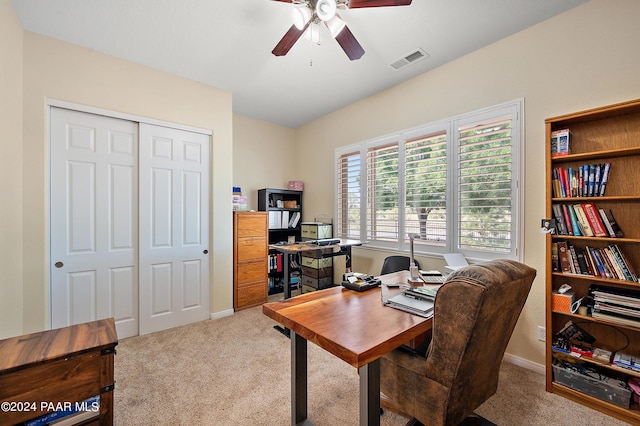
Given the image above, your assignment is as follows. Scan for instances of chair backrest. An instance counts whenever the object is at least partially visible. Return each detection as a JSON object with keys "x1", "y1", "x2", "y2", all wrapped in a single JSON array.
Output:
[
  {"x1": 380, "y1": 255, "x2": 421, "y2": 275},
  {"x1": 424, "y1": 259, "x2": 536, "y2": 424}
]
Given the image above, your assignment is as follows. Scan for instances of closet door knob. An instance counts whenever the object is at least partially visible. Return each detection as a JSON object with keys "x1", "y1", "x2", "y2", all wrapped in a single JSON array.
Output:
[
  {"x1": 55, "y1": 261, "x2": 64, "y2": 268},
  {"x1": 203, "y1": 250, "x2": 208, "y2": 254}
]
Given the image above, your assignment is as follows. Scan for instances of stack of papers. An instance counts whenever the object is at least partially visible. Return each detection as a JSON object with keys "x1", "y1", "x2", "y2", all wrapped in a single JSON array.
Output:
[{"x1": 404, "y1": 285, "x2": 441, "y2": 300}]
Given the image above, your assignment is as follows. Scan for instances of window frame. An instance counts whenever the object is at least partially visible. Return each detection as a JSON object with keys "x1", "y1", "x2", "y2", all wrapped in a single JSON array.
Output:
[{"x1": 334, "y1": 99, "x2": 524, "y2": 261}]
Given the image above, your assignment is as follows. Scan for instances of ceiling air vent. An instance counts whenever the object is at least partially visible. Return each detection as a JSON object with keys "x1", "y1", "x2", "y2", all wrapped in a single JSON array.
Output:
[{"x1": 389, "y1": 48, "x2": 429, "y2": 70}]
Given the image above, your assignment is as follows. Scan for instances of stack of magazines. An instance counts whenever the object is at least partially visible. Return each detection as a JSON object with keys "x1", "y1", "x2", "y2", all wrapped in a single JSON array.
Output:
[{"x1": 589, "y1": 285, "x2": 640, "y2": 327}]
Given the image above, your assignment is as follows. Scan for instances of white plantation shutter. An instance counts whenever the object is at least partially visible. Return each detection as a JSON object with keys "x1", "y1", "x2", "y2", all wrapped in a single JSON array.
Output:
[
  {"x1": 405, "y1": 131, "x2": 447, "y2": 247},
  {"x1": 336, "y1": 151, "x2": 362, "y2": 240},
  {"x1": 334, "y1": 99, "x2": 522, "y2": 260},
  {"x1": 367, "y1": 142, "x2": 399, "y2": 243},
  {"x1": 457, "y1": 115, "x2": 514, "y2": 254}
]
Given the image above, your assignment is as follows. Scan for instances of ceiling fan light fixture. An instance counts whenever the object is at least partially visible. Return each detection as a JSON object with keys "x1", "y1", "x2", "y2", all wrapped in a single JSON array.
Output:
[
  {"x1": 305, "y1": 22, "x2": 321, "y2": 43},
  {"x1": 316, "y1": 0, "x2": 337, "y2": 22},
  {"x1": 326, "y1": 15, "x2": 346, "y2": 38},
  {"x1": 292, "y1": 5, "x2": 312, "y2": 30}
]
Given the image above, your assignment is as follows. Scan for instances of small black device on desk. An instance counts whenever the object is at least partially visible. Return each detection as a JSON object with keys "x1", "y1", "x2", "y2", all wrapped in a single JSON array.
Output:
[{"x1": 342, "y1": 272, "x2": 381, "y2": 292}]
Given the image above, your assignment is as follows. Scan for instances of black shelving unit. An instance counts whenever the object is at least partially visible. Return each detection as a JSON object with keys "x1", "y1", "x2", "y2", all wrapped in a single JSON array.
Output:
[{"x1": 258, "y1": 188, "x2": 303, "y2": 294}]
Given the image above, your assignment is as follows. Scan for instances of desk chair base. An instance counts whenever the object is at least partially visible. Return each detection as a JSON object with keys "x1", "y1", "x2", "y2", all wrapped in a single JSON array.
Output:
[{"x1": 381, "y1": 393, "x2": 495, "y2": 426}]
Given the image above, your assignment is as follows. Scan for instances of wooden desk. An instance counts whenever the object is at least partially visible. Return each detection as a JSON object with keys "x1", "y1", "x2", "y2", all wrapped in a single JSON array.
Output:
[
  {"x1": 263, "y1": 271, "x2": 432, "y2": 426},
  {"x1": 269, "y1": 239, "x2": 361, "y2": 299},
  {"x1": 0, "y1": 318, "x2": 118, "y2": 426}
]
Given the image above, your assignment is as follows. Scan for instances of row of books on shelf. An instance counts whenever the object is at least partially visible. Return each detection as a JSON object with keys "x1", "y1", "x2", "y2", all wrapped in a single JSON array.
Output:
[
  {"x1": 552, "y1": 203, "x2": 624, "y2": 238},
  {"x1": 269, "y1": 252, "x2": 283, "y2": 273},
  {"x1": 552, "y1": 163, "x2": 611, "y2": 198},
  {"x1": 589, "y1": 285, "x2": 640, "y2": 329},
  {"x1": 553, "y1": 241, "x2": 638, "y2": 282},
  {"x1": 268, "y1": 210, "x2": 301, "y2": 229},
  {"x1": 268, "y1": 272, "x2": 300, "y2": 291}
]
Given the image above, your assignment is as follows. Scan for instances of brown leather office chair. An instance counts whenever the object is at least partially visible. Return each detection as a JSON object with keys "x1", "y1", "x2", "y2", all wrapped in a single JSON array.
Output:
[{"x1": 380, "y1": 259, "x2": 536, "y2": 426}]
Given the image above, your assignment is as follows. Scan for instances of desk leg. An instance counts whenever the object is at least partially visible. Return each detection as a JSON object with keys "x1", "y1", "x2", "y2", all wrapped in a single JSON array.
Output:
[
  {"x1": 291, "y1": 331, "x2": 311, "y2": 426},
  {"x1": 283, "y1": 251, "x2": 291, "y2": 300},
  {"x1": 272, "y1": 252, "x2": 292, "y2": 337},
  {"x1": 359, "y1": 359, "x2": 381, "y2": 426}
]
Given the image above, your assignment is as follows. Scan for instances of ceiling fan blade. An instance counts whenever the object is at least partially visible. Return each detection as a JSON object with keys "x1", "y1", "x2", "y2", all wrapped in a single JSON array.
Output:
[
  {"x1": 347, "y1": 0, "x2": 412, "y2": 8},
  {"x1": 335, "y1": 25, "x2": 365, "y2": 60},
  {"x1": 271, "y1": 0, "x2": 294, "y2": 3},
  {"x1": 272, "y1": 21, "x2": 311, "y2": 57}
]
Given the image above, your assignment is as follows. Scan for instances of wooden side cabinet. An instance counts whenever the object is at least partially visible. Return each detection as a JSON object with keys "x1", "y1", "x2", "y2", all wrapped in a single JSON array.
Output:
[
  {"x1": 234, "y1": 211, "x2": 268, "y2": 311},
  {"x1": 0, "y1": 318, "x2": 118, "y2": 426}
]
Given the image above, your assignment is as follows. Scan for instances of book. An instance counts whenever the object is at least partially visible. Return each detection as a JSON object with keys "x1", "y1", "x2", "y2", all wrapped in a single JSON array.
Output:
[
  {"x1": 561, "y1": 204, "x2": 573, "y2": 235},
  {"x1": 611, "y1": 244, "x2": 639, "y2": 282},
  {"x1": 593, "y1": 310, "x2": 640, "y2": 328},
  {"x1": 568, "y1": 245, "x2": 581, "y2": 274},
  {"x1": 551, "y1": 168, "x2": 562, "y2": 198},
  {"x1": 587, "y1": 164, "x2": 596, "y2": 197},
  {"x1": 552, "y1": 204, "x2": 568, "y2": 235},
  {"x1": 599, "y1": 208, "x2": 624, "y2": 238},
  {"x1": 599, "y1": 162, "x2": 611, "y2": 196},
  {"x1": 551, "y1": 242, "x2": 559, "y2": 272},
  {"x1": 581, "y1": 203, "x2": 607, "y2": 237},
  {"x1": 589, "y1": 247, "x2": 608, "y2": 278},
  {"x1": 289, "y1": 211, "x2": 301, "y2": 228},
  {"x1": 554, "y1": 129, "x2": 571, "y2": 156},
  {"x1": 557, "y1": 241, "x2": 573, "y2": 273},
  {"x1": 572, "y1": 204, "x2": 593, "y2": 237},
  {"x1": 575, "y1": 247, "x2": 594, "y2": 276},
  {"x1": 582, "y1": 164, "x2": 590, "y2": 197},
  {"x1": 566, "y1": 204, "x2": 582, "y2": 236},
  {"x1": 601, "y1": 246, "x2": 624, "y2": 280},
  {"x1": 593, "y1": 163, "x2": 602, "y2": 196}
]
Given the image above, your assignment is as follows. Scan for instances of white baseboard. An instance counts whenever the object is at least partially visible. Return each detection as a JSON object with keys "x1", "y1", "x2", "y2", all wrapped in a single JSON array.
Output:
[
  {"x1": 503, "y1": 352, "x2": 545, "y2": 375},
  {"x1": 211, "y1": 309, "x2": 234, "y2": 320}
]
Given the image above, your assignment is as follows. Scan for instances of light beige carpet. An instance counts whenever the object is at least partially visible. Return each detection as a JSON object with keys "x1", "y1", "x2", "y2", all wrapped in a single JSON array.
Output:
[{"x1": 114, "y1": 302, "x2": 629, "y2": 425}]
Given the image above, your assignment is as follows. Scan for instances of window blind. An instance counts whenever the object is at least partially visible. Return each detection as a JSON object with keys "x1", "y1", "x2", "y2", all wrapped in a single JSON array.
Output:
[
  {"x1": 405, "y1": 131, "x2": 447, "y2": 247},
  {"x1": 336, "y1": 151, "x2": 361, "y2": 240},
  {"x1": 366, "y1": 143, "x2": 399, "y2": 243},
  {"x1": 457, "y1": 116, "x2": 513, "y2": 253}
]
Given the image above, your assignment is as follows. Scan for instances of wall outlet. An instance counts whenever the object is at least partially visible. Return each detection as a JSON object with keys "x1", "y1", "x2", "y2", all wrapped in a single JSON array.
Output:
[{"x1": 537, "y1": 326, "x2": 546, "y2": 342}]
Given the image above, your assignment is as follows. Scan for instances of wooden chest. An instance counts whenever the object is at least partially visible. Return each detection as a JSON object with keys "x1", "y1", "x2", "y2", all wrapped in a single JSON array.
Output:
[{"x1": 0, "y1": 318, "x2": 117, "y2": 426}]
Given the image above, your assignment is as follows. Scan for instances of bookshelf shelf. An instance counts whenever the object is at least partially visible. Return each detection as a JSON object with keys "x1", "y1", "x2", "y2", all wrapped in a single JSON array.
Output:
[
  {"x1": 551, "y1": 272, "x2": 640, "y2": 289},
  {"x1": 546, "y1": 99, "x2": 640, "y2": 424},
  {"x1": 552, "y1": 196, "x2": 640, "y2": 202},
  {"x1": 552, "y1": 147, "x2": 640, "y2": 163}
]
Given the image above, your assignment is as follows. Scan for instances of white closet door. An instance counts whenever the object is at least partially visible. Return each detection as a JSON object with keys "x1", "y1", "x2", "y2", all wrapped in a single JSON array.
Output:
[
  {"x1": 50, "y1": 108, "x2": 139, "y2": 338},
  {"x1": 138, "y1": 123, "x2": 210, "y2": 335}
]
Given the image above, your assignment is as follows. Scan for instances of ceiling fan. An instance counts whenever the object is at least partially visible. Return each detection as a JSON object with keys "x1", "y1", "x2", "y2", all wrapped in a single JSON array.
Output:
[{"x1": 271, "y1": 0, "x2": 412, "y2": 61}]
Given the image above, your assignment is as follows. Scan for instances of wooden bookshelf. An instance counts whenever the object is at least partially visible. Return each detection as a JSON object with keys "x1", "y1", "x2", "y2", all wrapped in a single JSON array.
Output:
[{"x1": 545, "y1": 99, "x2": 640, "y2": 423}]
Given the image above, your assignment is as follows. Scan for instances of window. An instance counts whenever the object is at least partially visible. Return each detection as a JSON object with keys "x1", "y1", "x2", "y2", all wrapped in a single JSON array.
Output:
[{"x1": 335, "y1": 100, "x2": 522, "y2": 260}]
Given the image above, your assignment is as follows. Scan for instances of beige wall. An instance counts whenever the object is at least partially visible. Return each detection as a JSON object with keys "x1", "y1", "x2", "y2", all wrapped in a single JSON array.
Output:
[
  {"x1": 0, "y1": 0, "x2": 24, "y2": 339},
  {"x1": 293, "y1": 0, "x2": 640, "y2": 366},
  {"x1": 232, "y1": 114, "x2": 296, "y2": 210},
  {"x1": 5, "y1": 0, "x2": 640, "y2": 369},
  {"x1": 11, "y1": 31, "x2": 234, "y2": 337}
]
